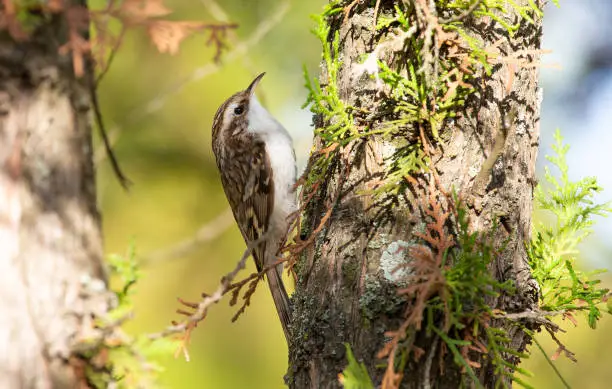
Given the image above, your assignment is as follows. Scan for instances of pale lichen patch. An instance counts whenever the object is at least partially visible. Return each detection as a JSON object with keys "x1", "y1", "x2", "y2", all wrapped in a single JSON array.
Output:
[{"x1": 379, "y1": 240, "x2": 413, "y2": 282}]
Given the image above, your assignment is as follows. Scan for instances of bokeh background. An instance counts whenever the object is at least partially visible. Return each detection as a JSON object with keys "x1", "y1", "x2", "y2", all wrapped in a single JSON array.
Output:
[{"x1": 95, "y1": 1, "x2": 611, "y2": 388}]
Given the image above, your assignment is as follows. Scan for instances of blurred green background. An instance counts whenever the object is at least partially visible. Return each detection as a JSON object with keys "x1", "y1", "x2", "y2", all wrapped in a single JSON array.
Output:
[{"x1": 94, "y1": 1, "x2": 611, "y2": 388}]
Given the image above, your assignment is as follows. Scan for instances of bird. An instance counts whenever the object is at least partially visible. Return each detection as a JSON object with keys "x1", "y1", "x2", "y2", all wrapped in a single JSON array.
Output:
[{"x1": 211, "y1": 72, "x2": 295, "y2": 341}]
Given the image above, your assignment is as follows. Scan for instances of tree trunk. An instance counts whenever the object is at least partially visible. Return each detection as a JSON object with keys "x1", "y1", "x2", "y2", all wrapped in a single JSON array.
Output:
[
  {"x1": 0, "y1": 4, "x2": 111, "y2": 388},
  {"x1": 289, "y1": 1, "x2": 542, "y2": 388}
]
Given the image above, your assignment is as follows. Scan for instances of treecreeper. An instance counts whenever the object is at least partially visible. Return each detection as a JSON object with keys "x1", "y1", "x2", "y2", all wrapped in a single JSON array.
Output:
[{"x1": 211, "y1": 73, "x2": 295, "y2": 341}]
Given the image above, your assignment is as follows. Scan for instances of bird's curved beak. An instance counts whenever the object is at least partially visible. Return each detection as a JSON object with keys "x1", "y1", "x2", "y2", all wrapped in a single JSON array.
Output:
[{"x1": 246, "y1": 72, "x2": 266, "y2": 97}]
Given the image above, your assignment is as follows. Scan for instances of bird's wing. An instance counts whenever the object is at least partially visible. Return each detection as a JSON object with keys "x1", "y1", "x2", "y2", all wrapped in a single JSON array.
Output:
[
  {"x1": 216, "y1": 135, "x2": 291, "y2": 341},
  {"x1": 219, "y1": 137, "x2": 273, "y2": 272}
]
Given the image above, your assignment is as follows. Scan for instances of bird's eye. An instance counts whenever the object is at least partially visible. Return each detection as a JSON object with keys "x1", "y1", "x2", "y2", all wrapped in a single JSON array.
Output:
[{"x1": 233, "y1": 105, "x2": 244, "y2": 115}]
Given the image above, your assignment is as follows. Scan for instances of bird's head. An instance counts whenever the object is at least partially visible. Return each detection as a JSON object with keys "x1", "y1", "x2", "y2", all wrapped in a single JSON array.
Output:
[{"x1": 212, "y1": 72, "x2": 269, "y2": 140}]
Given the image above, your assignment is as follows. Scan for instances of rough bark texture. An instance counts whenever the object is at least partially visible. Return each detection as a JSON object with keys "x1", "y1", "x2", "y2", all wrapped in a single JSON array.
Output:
[
  {"x1": 289, "y1": 1, "x2": 542, "y2": 388},
  {"x1": 0, "y1": 7, "x2": 110, "y2": 389}
]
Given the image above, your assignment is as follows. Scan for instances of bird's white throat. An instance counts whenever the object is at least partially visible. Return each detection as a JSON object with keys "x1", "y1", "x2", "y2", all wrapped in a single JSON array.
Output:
[{"x1": 247, "y1": 96, "x2": 296, "y2": 235}]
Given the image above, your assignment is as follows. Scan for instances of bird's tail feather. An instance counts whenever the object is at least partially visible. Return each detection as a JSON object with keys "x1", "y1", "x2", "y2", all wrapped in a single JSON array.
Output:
[{"x1": 266, "y1": 267, "x2": 292, "y2": 342}]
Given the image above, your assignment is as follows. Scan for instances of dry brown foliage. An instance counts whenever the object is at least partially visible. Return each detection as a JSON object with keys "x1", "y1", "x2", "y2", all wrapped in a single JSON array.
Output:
[
  {"x1": 0, "y1": 0, "x2": 237, "y2": 77},
  {"x1": 377, "y1": 175, "x2": 456, "y2": 389}
]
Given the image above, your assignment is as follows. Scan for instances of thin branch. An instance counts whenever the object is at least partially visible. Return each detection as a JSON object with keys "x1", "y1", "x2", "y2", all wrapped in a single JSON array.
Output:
[
  {"x1": 228, "y1": 257, "x2": 288, "y2": 322},
  {"x1": 373, "y1": 0, "x2": 381, "y2": 30},
  {"x1": 198, "y1": 0, "x2": 283, "y2": 106},
  {"x1": 499, "y1": 310, "x2": 565, "y2": 320},
  {"x1": 545, "y1": 326, "x2": 577, "y2": 363},
  {"x1": 423, "y1": 334, "x2": 439, "y2": 389},
  {"x1": 95, "y1": 24, "x2": 126, "y2": 86},
  {"x1": 147, "y1": 234, "x2": 266, "y2": 342},
  {"x1": 88, "y1": 62, "x2": 132, "y2": 189},
  {"x1": 146, "y1": 225, "x2": 275, "y2": 354},
  {"x1": 94, "y1": 0, "x2": 291, "y2": 162},
  {"x1": 141, "y1": 207, "x2": 234, "y2": 266},
  {"x1": 134, "y1": 1, "x2": 288, "y2": 121},
  {"x1": 497, "y1": 309, "x2": 566, "y2": 332},
  {"x1": 343, "y1": 0, "x2": 362, "y2": 23},
  {"x1": 532, "y1": 336, "x2": 573, "y2": 389}
]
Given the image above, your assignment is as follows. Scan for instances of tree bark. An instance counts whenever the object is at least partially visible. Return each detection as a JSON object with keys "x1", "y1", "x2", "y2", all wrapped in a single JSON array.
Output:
[
  {"x1": 289, "y1": 1, "x2": 542, "y2": 388},
  {"x1": 0, "y1": 5, "x2": 110, "y2": 388}
]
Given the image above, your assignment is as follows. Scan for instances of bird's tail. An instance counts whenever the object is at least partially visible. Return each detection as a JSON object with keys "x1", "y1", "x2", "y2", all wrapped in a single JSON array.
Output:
[{"x1": 266, "y1": 266, "x2": 292, "y2": 342}]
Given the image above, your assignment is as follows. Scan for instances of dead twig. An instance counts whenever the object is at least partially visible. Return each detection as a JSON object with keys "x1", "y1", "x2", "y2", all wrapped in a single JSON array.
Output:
[
  {"x1": 147, "y1": 231, "x2": 270, "y2": 360},
  {"x1": 423, "y1": 334, "x2": 439, "y2": 389},
  {"x1": 95, "y1": 0, "x2": 291, "y2": 163},
  {"x1": 228, "y1": 257, "x2": 289, "y2": 322},
  {"x1": 198, "y1": 0, "x2": 275, "y2": 105}
]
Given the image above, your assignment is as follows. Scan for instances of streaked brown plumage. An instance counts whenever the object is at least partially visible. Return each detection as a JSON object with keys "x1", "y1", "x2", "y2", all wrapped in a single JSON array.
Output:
[{"x1": 211, "y1": 73, "x2": 294, "y2": 341}]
